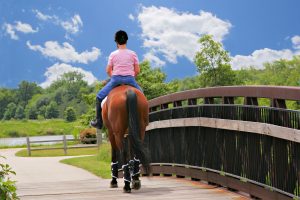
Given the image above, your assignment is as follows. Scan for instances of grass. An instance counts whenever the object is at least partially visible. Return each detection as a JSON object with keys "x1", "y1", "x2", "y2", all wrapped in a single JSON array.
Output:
[
  {"x1": 0, "y1": 119, "x2": 84, "y2": 138},
  {"x1": 15, "y1": 146, "x2": 99, "y2": 157},
  {"x1": 60, "y1": 143, "x2": 112, "y2": 178}
]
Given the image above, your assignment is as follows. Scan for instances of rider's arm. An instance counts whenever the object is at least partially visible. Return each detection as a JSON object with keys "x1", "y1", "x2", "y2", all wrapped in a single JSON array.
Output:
[
  {"x1": 106, "y1": 65, "x2": 112, "y2": 77},
  {"x1": 134, "y1": 63, "x2": 140, "y2": 77}
]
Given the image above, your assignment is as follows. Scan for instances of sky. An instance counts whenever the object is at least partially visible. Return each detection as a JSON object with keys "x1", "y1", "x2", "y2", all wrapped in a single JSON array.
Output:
[{"x1": 0, "y1": 0, "x2": 300, "y2": 88}]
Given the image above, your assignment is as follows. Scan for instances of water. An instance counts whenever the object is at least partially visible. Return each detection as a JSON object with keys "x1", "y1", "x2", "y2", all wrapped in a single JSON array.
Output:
[{"x1": 0, "y1": 135, "x2": 74, "y2": 146}]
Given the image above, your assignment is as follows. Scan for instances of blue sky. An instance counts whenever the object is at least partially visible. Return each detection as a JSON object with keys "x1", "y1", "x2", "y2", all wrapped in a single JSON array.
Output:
[{"x1": 0, "y1": 0, "x2": 300, "y2": 88}]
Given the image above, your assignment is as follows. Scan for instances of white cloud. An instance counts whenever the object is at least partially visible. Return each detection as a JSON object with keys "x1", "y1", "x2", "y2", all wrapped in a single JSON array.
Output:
[
  {"x1": 128, "y1": 14, "x2": 135, "y2": 21},
  {"x1": 60, "y1": 14, "x2": 83, "y2": 34},
  {"x1": 33, "y1": 9, "x2": 83, "y2": 39},
  {"x1": 230, "y1": 48, "x2": 296, "y2": 70},
  {"x1": 143, "y1": 51, "x2": 166, "y2": 67},
  {"x1": 230, "y1": 36, "x2": 300, "y2": 69},
  {"x1": 15, "y1": 21, "x2": 38, "y2": 33},
  {"x1": 3, "y1": 23, "x2": 18, "y2": 40},
  {"x1": 26, "y1": 40, "x2": 101, "y2": 64},
  {"x1": 3, "y1": 21, "x2": 38, "y2": 40},
  {"x1": 137, "y1": 6, "x2": 232, "y2": 67},
  {"x1": 292, "y1": 35, "x2": 300, "y2": 50},
  {"x1": 33, "y1": 9, "x2": 55, "y2": 21},
  {"x1": 40, "y1": 63, "x2": 98, "y2": 88}
]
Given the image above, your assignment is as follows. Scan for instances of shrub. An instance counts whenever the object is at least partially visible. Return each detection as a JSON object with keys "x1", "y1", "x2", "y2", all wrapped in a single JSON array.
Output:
[
  {"x1": 45, "y1": 102, "x2": 59, "y2": 119},
  {"x1": 15, "y1": 105, "x2": 25, "y2": 120},
  {"x1": 64, "y1": 107, "x2": 76, "y2": 122},
  {"x1": 0, "y1": 156, "x2": 19, "y2": 200},
  {"x1": 80, "y1": 128, "x2": 97, "y2": 144}
]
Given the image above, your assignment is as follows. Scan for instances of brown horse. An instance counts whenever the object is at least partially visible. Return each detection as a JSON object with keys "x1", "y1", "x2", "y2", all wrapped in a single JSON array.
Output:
[{"x1": 102, "y1": 85, "x2": 150, "y2": 193}]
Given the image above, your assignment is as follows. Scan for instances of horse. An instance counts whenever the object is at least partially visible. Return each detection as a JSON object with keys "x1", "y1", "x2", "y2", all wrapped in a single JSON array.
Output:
[{"x1": 102, "y1": 85, "x2": 150, "y2": 193}]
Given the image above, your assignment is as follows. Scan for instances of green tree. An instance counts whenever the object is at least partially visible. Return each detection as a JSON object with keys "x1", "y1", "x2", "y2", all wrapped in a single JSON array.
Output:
[
  {"x1": 3, "y1": 103, "x2": 17, "y2": 120},
  {"x1": 26, "y1": 106, "x2": 38, "y2": 120},
  {"x1": 16, "y1": 81, "x2": 42, "y2": 108},
  {"x1": 45, "y1": 102, "x2": 59, "y2": 119},
  {"x1": 136, "y1": 61, "x2": 173, "y2": 99},
  {"x1": 64, "y1": 107, "x2": 77, "y2": 122},
  {"x1": 14, "y1": 105, "x2": 25, "y2": 120},
  {"x1": 194, "y1": 34, "x2": 236, "y2": 86},
  {"x1": 0, "y1": 89, "x2": 16, "y2": 119}
]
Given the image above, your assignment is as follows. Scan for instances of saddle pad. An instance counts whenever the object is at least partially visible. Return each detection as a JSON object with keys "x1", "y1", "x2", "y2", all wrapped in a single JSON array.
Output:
[{"x1": 101, "y1": 96, "x2": 107, "y2": 108}]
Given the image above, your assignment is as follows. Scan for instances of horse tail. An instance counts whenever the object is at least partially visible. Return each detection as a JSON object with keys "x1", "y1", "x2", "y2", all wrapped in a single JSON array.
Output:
[{"x1": 126, "y1": 89, "x2": 150, "y2": 174}]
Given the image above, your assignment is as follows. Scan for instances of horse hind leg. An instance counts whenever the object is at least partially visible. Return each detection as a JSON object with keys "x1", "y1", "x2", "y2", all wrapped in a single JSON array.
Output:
[
  {"x1": 131, "y1": 157, "x2": 141, "y2": 190},
  {"x1": 122, "y1": 137, "x2": 131, "y2": 193},
  {"x1": 110, "y1": 148, "x2": 118, "y2": 188},
  {"x1": 109, "y1": 134, "x2": 118, "y2": 188}
]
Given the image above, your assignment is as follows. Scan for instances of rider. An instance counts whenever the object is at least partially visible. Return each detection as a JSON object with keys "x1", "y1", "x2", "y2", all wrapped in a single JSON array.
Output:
[{"x1": 90, "y1": 30, "x2": 143, "y2": 129}]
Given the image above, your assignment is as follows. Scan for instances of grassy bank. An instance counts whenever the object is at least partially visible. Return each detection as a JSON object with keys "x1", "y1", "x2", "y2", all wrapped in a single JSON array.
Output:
[
  {"x1": 61, "y1": 143, "x2": 111, "y2": 178},
  {"x1": 16, "y1": 146, "x2": 99, "y2": 157},
  {"x1": 0, "y1": 119, "x2": 84, "y2": 138}
]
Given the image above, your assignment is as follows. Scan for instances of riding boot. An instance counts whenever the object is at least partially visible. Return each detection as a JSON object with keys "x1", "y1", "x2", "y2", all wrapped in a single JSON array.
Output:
[
  {"x1": 90, "y1": 98, "x2": 103, "y2": 129},
  {"x1": 110, "y1": 162, "x2": 118, "y2": 188},
  {"x1": 123, "y1": 164, "x2": 131, "y2": 193}
]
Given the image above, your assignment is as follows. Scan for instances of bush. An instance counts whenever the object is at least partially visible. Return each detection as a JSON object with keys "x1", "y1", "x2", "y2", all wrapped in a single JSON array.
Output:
[
  {"x1": 80, "y1": 128, "x2": 97, "y2": 144},
  {"x1": 64, "y1": 107, "x2": 76, "y2": 122},
  {"x1": 15, "y1": 105, "x2": 25, "y2": 120},
  {"x1": 0, "y1": 156, "x2": 19, "y2": 200},
  {"x1": 26, "y1": 106, "x2": 38, "y2": 120},
  {"x1": 45, "y1": 102, "x2": 59, "y2": 119}
]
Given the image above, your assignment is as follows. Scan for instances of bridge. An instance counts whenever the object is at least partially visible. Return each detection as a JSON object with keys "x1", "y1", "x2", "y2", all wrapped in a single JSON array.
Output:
[{"x1": 136, "y1": 85, "x2": 300, "y2": 200}]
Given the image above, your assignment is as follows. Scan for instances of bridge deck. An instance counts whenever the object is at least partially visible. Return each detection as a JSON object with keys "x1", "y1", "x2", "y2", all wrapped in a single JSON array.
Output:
[{"x1": 17, "y1": 177, "x2": 249, "y2": 200}]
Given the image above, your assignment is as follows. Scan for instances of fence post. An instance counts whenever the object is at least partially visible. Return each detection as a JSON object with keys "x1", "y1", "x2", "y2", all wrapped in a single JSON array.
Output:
[
  {"x1": 63, "y1": 135, "x2": 67, "y2": 155},
  {"x1": 96, "y1": 129, "x2": 102, "y2": 149},
  {"x1": 26, "y1": 137, "x2": 31, "y2": 157}
]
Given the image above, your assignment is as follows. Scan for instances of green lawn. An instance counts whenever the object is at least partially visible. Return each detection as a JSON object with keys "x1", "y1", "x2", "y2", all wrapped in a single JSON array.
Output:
[
  {"x1": 60, "y1": 143, "x2": 112, "y2": 178},
  {"x1": 15, "y1": 146, "x2": 99, "y2": 157},
  {"x1": 0, "y1": 119, "x2": 84, "y2": 138}
]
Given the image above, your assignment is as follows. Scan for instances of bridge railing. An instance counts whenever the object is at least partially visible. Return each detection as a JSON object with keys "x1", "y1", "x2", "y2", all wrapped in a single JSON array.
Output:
[{"x1": 144, "y1": 86, "x2": 300, "y2": 200}]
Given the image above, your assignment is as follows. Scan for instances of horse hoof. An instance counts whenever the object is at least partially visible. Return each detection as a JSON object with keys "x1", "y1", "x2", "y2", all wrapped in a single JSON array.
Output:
[
  {"x1": 131, "y1": 180, "x2": 141, "y2": 190},
  {"x1": 123, "y1": 186, "x2": 131, "y2": 193},
  {"x1": 110, "y1": 183, "x2": 118, "y2": 188},
  {"x1": 110, "y1": 180, "x2": 118, "y2": 188}
]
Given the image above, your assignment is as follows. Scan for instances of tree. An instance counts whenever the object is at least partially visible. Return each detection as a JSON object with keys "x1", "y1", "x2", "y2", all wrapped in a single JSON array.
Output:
[
  {"x1": 26, "y1": 106, "x2": 38, "y2": 120},
  {"x1": 194, "y1": 34, "x2": 236, "y2": 87},
  {"x1": 45, "y1": 102, "x2": 59, "y2": 119},
  {"x1": 2, "y1": 103, "x2": 17, "y2": 120},
  {"x1": 0, "y1": 89, "x2": 16, "y2": 119},
  {"x1": 64, "y1": 107, "x2": 77, "y2": 122},
  {"x1": 16, "y1": 81, "x2": 42, "y2": 108},
  {"x1": 14, "y1": 105, "x2": 25, "y2": 120},
  {"x1": 136, "y1": 61, "x2": 173, "y2": 99}
]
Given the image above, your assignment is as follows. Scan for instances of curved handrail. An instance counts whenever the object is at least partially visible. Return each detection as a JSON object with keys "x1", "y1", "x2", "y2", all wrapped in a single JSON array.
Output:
[{"x1": 148, "y1": 85, "x2": 300, "y2": 110}]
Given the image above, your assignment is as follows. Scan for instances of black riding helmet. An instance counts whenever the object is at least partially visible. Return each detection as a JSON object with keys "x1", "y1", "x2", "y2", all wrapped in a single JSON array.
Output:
[{"x1": 114, "y1": 30, "x2": 128, "y2": 45}]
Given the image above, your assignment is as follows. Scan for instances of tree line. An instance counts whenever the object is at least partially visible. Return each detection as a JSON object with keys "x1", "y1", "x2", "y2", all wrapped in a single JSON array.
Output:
[{"x1": 1, "y1": 35, "x2": 299, "y2": 123}]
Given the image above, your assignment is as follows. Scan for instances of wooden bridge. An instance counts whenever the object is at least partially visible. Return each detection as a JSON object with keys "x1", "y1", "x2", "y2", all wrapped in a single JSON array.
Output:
[{"x1": 140, "y1": 85, "x2": 300, "y2": 200}]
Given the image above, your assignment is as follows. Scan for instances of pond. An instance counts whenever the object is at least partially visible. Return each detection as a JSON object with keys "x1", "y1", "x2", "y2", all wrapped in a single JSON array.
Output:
[{"x1": 0, "y1": 135, "x2": 74, "y2": 146}]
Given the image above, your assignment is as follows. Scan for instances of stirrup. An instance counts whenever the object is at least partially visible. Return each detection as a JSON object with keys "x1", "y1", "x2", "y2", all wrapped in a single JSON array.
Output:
[{"x1": 90, "y1": 119, "x2": 103, "y2": 129}]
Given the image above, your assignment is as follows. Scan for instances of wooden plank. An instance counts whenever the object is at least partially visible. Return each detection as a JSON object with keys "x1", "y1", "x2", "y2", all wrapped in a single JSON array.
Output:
[
  {"x1": 17, "y1": 177, "x2": 250, "y2": 200},
  {"x1": 146, "y1": 117, "x2": 300, "y2": 143}
]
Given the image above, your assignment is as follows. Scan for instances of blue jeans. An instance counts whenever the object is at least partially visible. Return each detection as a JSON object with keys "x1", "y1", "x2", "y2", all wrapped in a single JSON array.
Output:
[{"x1": 96, "y1": 75, "x2": 143, "y2": 101}]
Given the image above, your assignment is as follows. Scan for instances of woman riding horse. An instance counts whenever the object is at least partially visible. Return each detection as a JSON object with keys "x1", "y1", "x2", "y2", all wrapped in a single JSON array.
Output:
[{"x1": 91, "y1": 30, "x2": 149, "y2": 192}]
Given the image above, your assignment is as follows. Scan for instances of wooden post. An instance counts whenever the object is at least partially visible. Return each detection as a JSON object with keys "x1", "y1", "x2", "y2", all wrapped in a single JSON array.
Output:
[
  {"x1": 96, "y1": 129, "x2": 102, "y2": 149},
  {"x1": 63, "y1": 135, "x2": 67, "y2": 155},
  {"x1": 26, "y1": 137, "x2": 31, "y2": 157}
]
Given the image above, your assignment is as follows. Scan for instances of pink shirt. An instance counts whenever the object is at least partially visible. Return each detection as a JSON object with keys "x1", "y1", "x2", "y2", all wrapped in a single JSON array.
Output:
[{"x1": 108, "y1": 49, "x2": 139, "y2": 76}]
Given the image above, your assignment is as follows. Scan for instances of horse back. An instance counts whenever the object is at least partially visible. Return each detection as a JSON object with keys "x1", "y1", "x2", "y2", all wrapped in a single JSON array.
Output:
[{"x1": 102, "y1": 85, "x2": 149, "y2": 136}]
